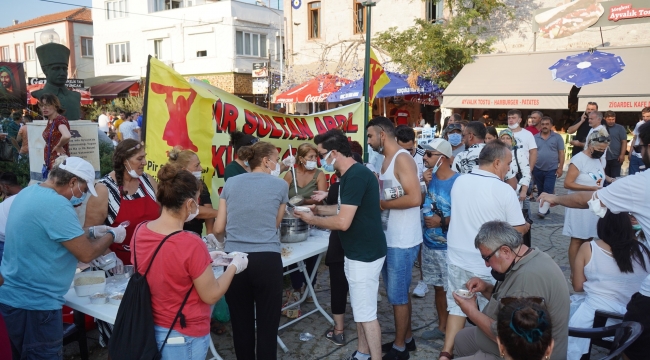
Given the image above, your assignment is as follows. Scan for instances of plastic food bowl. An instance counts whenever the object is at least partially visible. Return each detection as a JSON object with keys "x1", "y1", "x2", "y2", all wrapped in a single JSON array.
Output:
[
  {"x1": 109, "y1": 293, "x2": 123, "y2": 306},
  {"x1": 90, "y1": 293, "x2": 108, "y2": 304},
  {"x1": 454, "y1": 289, "x2": 475, "y2": 299},
  {"x1": 293, "y1": 206, "x2": 311, "y2": 213},
  {"x1": 73, "y1": 271, "x2": 106, "y2": 297}
]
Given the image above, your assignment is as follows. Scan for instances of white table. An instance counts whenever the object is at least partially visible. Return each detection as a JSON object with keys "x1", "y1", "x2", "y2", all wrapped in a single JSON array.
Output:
[
  {"x1": 63, "y1": 231, "x2": 333, "y2": 357},
  {"x1": 278, "y1": 231, "x2": 334, "y2": 352}
]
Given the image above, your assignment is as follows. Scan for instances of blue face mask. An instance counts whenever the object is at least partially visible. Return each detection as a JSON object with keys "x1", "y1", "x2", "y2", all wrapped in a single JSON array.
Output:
[
  {"x1": 321, "y1": 151, "x2": 336, "y2": 172},
  {"x1": 432, "y1": 156, "x2": 443, "y2": 174},
  {"x1": 633, "y1": 224, "x2": 642, "y2": 231},
  {"x1": 70, "y1": 183, "x2": 87, "y2": 206},
  {"x1": 448, "y1": 133, "x2": 462, "y2": 146}
]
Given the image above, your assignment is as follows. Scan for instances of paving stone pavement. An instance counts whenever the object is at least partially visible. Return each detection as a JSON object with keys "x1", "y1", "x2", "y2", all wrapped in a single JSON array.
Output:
[{"x1": 64, "y1": 173, "x2": 609, "y2": 359}]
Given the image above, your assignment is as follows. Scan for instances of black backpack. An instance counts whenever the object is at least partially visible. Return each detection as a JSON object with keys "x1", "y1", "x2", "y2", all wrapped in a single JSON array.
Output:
[{"x1": 108, "y1": 224, "x2": 193, "y2": 360}]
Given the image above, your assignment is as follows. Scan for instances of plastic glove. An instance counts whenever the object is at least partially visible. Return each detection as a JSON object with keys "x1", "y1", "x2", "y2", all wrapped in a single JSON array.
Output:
[
  {"x1": 228, "y1": 254, "x2": 249, "y2": 274},
  {"x1": 203, "y1": 234, "x2": 224, "y2": 251},
  {"x1": 109, "y1": 225, "x2": 127, "y2": 244},
  {"x1": 91, "y1": 225, "x2": 110, "y2": 239},
  {"x1": 209, "y1": 251, "x2": 227, "y2": 260},
  {"x1": 282, "y1": 155, "x2": 296, "y2": 167}
]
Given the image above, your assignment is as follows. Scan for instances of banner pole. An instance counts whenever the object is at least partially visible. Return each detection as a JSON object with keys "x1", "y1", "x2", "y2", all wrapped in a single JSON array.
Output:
[
  {"x1": 141, "y1": 55, "x2": 152, "y2": 144},
  {"x1": 362, "y1": 1, "x2": 375, "y2": 163}
]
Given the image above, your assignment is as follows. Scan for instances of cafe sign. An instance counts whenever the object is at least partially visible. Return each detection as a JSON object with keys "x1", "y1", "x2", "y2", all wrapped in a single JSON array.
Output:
[{"x1": 441, "y1": 95, "x2": 568, "y2": 110}]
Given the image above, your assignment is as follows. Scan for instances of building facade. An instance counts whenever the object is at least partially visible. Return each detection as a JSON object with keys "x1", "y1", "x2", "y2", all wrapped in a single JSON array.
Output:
[
  {"x1": 0, "y1": 8, "x2": 95, "y2": 81},
  {"x1": 92, "y1": 0, "x2": 283, "y2": 97}
]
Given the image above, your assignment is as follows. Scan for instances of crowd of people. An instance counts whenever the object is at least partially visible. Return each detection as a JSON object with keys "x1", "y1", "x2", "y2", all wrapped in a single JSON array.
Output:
[{"x1": 0, "y1": 92, "x2": 649, "y2": 360}]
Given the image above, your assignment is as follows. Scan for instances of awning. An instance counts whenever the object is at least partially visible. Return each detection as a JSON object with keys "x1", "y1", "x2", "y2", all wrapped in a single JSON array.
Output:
[
  {"x1": 90, "y1": 81, "x2": 139, "y2": 98},
  {"x1": 442, "y1": 50, "x2": 576, "y2": 109},
  {"x1": 577, "y1": 46, "x2": 650, "y2": 112}
]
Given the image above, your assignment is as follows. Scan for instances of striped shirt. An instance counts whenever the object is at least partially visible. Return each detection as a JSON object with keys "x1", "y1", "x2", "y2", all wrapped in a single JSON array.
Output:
[{"x1": 98, "y1": 174, "x2": 156, "y2": 225}]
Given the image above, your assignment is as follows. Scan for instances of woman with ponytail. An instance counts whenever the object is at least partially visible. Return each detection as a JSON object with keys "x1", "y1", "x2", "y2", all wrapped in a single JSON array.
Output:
[
  {"x1": 497, "y1": 298, "x2": 554, "y2": 360},
  {"x1": 568, "y1": 210, "x2": 650, "y2": 359}
]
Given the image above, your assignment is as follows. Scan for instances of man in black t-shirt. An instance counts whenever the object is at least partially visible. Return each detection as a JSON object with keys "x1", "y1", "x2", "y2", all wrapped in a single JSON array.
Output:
[
  {"x1": 567, "y1": 102, "x2": 601, "y2": 156},
  {"x1": 295, "y1": 129, "x2": 387, "y2": 360}
]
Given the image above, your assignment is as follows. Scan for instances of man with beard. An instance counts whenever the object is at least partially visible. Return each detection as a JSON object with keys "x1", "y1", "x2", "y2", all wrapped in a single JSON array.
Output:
[
  {"x1": 366, "y1": 117, "x2": 422, "y2": 360},
  {"x1": 539, "y1": 121, "x2": 650, "y2": 238},
  {"x1": 451, "y1": 121, "x2": 486, "y2": 174}
]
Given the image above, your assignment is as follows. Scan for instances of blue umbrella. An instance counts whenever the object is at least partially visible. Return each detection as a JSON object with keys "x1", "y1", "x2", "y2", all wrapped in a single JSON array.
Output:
[
  {"x1": 549, "y1": 50, "x2": 625, "y2": 88},
  {"x1": 327, "y1": 72, "x2": 437, "y2": 102}
]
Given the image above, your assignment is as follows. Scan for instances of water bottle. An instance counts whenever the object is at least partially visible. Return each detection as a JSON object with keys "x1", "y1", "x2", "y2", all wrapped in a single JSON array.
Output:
[{"x1": 422, "y1": 204, "x2": 434, "y2": 218}]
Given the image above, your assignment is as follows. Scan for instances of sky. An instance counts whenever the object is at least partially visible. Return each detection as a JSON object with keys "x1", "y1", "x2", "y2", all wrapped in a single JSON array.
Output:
[
  {"x1": 3, "y1": 0, "x2": 92, "y2": 28},
  {"x1": 2, "y1": 0, "x2": 283, "y2": 28}
]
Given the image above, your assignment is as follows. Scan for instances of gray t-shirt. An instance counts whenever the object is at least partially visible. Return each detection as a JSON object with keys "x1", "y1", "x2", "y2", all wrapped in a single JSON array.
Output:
[
  {"x1": 534, "y1": 132, "x2": 565, "y2": 171},
  {"x1": 221, "y1": 172, "x2": 289, "y2": 253},
  {"x1": 475, "y1": 249, "x2": 570, "y2": 360},
  {"x1": 605, "y1": 123, "x2": 627, "y2": 160}
]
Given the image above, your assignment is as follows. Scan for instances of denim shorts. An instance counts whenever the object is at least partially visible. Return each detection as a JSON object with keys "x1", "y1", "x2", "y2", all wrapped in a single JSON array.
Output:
[
  {"x1": 0, "y1": 303, "x2": 63, "y2": 360},
  {"x1": 381, "y1": 244, "x2": 420, "y2": 305},
  {"x1": 154, "y1": 325, "x2": 210, "y2": 360},
  {"x1": 421, "y1": 246, "x2": 448, "y2": 289}
]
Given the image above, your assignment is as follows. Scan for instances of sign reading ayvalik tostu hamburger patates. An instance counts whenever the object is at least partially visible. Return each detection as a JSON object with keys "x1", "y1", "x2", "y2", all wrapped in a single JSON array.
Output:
[{"x1": 532, "y1": 0, "x2": 650, "y2": 39}]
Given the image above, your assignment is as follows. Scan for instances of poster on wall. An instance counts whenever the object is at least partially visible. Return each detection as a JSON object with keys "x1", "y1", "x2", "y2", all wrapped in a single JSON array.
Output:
[
  {"x1": 0, "y1": 62, "x2": 27, "y2": 113},
  {"x1": 143, "y1": 57, "x2": 364, "y2": 205}
]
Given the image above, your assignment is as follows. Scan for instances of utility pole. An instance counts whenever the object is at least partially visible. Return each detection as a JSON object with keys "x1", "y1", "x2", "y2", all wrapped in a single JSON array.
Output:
[
  {"x1": 267, "y1": 50, "x2": 272, "y2": 109},
  {"x1": 362, "y1": 1, "x2": 377, "y2": 162}
]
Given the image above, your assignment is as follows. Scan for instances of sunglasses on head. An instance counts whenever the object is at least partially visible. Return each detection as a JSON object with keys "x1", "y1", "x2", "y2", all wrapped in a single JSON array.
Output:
[
  {"x1": 590, "y1": 136, "x2": 610, "y2": 143},
  {"x1": 633, "y1": 144, "x2": 647, "y2": 153},
  {"x1": 127, "y1": 141, "x2": 145, "y2": 152}
]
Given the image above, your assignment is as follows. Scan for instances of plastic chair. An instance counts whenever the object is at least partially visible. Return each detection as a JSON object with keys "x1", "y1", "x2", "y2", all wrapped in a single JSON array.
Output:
[{"x1": 569, "y1": 321, "x2": 643, "y2": 360}]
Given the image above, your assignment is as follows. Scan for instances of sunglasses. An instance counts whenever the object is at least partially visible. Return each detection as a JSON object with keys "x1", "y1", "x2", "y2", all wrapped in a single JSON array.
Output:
[
  {"x1": 500, "y1": 296, "x2": 546, "y2": 307},
  {"x1": 127, "y1": 141, "x2": 145, "y2": 152},
  {"x1": 481, "y1": 246, "x2": 504, "y2": 262},
  {"x1": 633, "y1": 144, "x2": 647, "y2": 153},
  {"x1": 590, "y1": 136, "x2": 611, "y2": 143},
  {"x1": 424, "y1": 151, "x2": 442, "y2": 158}
]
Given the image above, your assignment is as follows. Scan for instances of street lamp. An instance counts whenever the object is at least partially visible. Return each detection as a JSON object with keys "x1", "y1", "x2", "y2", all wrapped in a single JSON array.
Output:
[{"x1": 361, "y1": 0, "x2": 378, "y2": 162}]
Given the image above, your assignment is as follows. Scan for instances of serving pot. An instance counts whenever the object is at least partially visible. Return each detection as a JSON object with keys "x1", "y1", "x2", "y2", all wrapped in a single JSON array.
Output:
[{"x1": 280, "y1": 213, "x2": 309, "y2": 243}]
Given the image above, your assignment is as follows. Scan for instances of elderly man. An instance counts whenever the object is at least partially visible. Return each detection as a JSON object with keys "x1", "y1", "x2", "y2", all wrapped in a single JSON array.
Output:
[
  {"x1": 603, "y1": 110, "x2": 627, "y2": 180},
  {"x1": 451, "y1": 121, "x2": 486, "y2": 174},
  {"x1": 0, "y1": 157, "x2": 127, "y2": 359},
  {"x1": 525, "y1": 111, "x2": 543, "y2": 135},
  {"x1": 438, "y1": 141, "x2": 530, "y2": 360},
  {"x1": 366, "y1": 117, "x2": 422, "y2": 360},
  {"x1": 452, "y1": 221, "x2": 570, "y2": 360}
]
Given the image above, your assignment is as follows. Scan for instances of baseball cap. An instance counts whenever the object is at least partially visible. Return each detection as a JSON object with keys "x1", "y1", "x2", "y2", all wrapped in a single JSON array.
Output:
[
  {"x1": 447, "y1": 123, "x2": 462, "y2": 132},
  {"x1": 58, "y1": 157, "x2": 98, "y2": 196},
  {"x1": 421, "y1": 138, "x2": 452, "y2": 158}
]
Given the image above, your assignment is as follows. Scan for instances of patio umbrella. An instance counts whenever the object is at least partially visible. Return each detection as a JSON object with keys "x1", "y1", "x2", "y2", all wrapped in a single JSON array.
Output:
[
  {"x1": 327, "y1": 72, "x2": 437, "y2": 102},
  {"x1": 27, "y1": 83, "x2": 93, "y2": 105},
  {"x1": 549, "y1": 50, "x2": 625, "y2": 88},
  {"x1": 274, "y1": 74, "x2": 351, "y2": 103}
]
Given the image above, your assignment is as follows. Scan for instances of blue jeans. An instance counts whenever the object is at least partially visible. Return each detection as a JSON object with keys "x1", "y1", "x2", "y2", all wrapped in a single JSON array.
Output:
[
  {"x1": 533, "y1": 168, "x2": 557, "y2": 196},
  {"x1": 629, "y1": 156, "x2": 645, "y2": 175},
  {"x1": 0, "y1": 303, "x2": 63, "y2": 360},
  {"x1": 381, "y1": 245, "x2": 420, "y2": 305},
  {"x1": 154, "y1": 325, "x2": 210, "y2": 360}
]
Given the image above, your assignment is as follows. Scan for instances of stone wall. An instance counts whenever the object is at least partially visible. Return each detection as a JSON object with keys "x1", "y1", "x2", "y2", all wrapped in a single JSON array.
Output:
[{"x1": 184, "y1": 73, "x2": 252, "y2": 95}]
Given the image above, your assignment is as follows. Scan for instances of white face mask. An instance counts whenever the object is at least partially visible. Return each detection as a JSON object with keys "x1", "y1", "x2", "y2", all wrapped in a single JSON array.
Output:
[
  {"x1": 588, "y1": 192, "x2": 607, "y2": 218},
  {"x1": 126, "y1": 162, "x2": 139, "y2": 178},
  {"x1": 269, "y1": 161, "x2": 281, "y2": 177},
  {"x1": 304, "y1": 161, "x2": 317, "y2": 170},
  {"x1": 185, "y1": 199, "x2": 199, "y2": 222},
  {"x1": 192, "y1": 171, "x2": 202, "y2": 179},
  {"x1": 508, "y1": 123, "x2": 520, "y2": 130}
]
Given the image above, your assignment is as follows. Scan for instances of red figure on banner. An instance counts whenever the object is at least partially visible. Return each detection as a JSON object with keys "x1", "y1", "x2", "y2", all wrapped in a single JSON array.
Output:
[{"x1": 151, "y1": 83, "x2": 198, "y2": 152}]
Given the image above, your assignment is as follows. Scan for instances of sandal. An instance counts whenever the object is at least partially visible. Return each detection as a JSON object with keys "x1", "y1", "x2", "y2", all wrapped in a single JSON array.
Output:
[{"x1": 439, "y1": 351, "x2": 454, "y2": 360}]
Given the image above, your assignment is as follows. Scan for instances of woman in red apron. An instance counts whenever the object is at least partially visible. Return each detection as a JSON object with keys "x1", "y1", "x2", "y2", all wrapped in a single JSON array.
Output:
[
  {"x1": 84, "y1": 139, "x2": 160, "y2": 346},
  {"x1": 85, "y1": 139, "x2": 160, "y2": 265}
]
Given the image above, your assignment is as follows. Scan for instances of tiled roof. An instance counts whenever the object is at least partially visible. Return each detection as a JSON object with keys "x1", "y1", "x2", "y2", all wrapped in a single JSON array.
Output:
[{"x1": 0, "y1": 8, "x2": 92, "y2": 34}]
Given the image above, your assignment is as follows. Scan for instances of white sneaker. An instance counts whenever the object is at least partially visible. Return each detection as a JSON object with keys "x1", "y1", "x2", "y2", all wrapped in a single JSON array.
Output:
[{"x1": 412, "y1": 280, "x2": 429, "y2": 298}]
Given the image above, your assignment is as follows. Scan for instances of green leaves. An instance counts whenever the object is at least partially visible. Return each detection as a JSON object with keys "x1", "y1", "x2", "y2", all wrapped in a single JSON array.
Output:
[{"x1": 374, "y1": 0, "x2": 510, "y2": 88}]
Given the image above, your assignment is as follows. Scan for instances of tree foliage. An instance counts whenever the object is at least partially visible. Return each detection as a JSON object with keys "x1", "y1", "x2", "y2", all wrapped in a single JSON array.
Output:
[{"x1": 374, "y1": 0, "x2": 512, "y2": 88}]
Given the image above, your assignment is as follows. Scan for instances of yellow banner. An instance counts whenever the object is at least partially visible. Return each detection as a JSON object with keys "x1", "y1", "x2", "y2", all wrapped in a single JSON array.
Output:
[
  {"x1": 369, "y1": 48, "x2": 390, "y2": 106},
  {"x1": 144, "y1": 57, "x2": 365, "y2": 206}
]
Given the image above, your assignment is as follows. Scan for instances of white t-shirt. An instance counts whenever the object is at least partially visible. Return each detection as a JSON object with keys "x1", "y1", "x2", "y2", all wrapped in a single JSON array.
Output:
[
  {"x1": 597, "y1": 170, "x2": 650, "y2": 236},
  {"x1": 0, "y1": 195, "x2": 17, "y2": 242},
  {"x1": 447, "y1": 169, "x2": 526, "y2": 276},
  {"x1": 119, "y1": 121, "x2": 140, "y2": 140},
  {"x1": 632, "y1": 121, "x2": 646, "y2": 158},
  {"x1": 513, "y1": 128, "x2": 537, "y2": 160},
  {"x1": 98, "y1": 114, "x2": 109, "y2": 133}
]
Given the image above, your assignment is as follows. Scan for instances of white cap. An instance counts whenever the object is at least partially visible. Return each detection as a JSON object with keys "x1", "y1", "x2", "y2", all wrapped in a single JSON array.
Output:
[
  {"x1": 640, "y1": 274, "x2": 650, "y2": 297},
  {"x1": 58, "y1": 157, "x2": 98, "y2": 197},
  {"x1": 421, "y1": 138, "x2": 453, "y2": 158}
]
